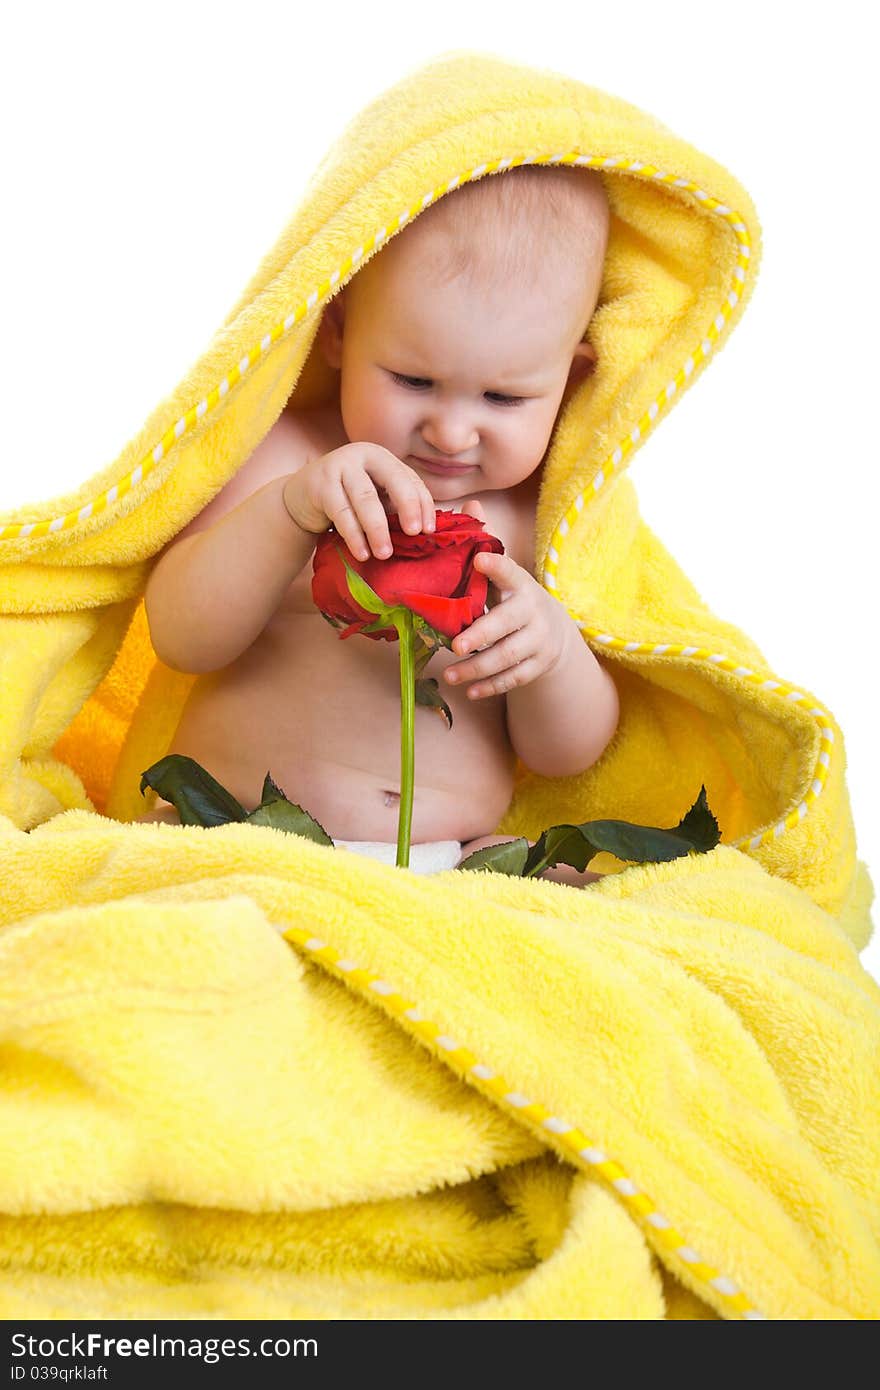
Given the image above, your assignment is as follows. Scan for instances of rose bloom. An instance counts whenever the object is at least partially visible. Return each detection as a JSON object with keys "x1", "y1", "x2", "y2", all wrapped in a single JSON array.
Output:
[{"x1": 311, "y1": 508, "x2": 504, "y2": 641}]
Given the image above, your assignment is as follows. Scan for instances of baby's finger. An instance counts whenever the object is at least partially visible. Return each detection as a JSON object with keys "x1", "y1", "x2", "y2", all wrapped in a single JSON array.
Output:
[
  {"x1": 361, "y1": 452, "x2": 428, "y2": 538},
  {"x1": 474, "y1": 550, "x2": 515, "y2": 574},
  {"x1": 452, "y1": 589, "x2": 528, "y2": 659},
  {"x1": 391, "y1": 479, "x2": 433, "y2": 536},
  {"x1": 446, "y1": 629, "x2": 530, "y2": 690},
  {"x1": 343, "y1": 468, "x2": 395, "y2": 557},
  {"x1": 462, "y1": 657, "x2": 539, "y2": 700},
  {"x1": 474, "y1": 550, "x2": 520, "y2": 602},
  {"x1": 421, "y1": 485, "x2": 437, "y2": 533},
  {"x1": 459, "y1": 499, "x2": 486, "y2": 523},
  {"x1": 390, "y1": 473, "x2": 435, "y2": 536},
  {"x1": 323, "y1": 476, "x2": 372, "y2": 560}
]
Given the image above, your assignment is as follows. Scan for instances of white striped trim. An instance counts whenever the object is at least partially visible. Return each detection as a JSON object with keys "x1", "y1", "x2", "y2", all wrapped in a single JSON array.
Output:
[
  {"x1": 565, "y1": 621, "x2": 835, "y2": 852},
  {"x1": 279, "y1": 926, "x2": 766, "y2": 1321}
]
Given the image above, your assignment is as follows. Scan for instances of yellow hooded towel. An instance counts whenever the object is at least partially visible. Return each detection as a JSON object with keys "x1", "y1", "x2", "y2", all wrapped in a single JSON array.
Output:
[{"x1": 1, "y1": 52, "x2": 877, "y2": 1320}]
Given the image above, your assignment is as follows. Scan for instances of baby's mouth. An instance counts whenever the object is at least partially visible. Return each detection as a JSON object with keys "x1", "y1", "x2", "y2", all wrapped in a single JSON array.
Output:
[{"x1": 411, "y1": 456, "x2": 476, "y2": 476}]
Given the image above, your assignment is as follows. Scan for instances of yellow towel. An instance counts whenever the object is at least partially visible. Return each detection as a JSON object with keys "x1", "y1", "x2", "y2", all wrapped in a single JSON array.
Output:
[{"x1": 0, "y1": 50, "x2": 877, "y2": 1319}]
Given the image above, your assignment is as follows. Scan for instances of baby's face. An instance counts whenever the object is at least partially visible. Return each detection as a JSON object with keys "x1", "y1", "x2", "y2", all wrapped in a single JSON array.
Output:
[{"x1": 319, "y1": 222, "x2": 600, "y2": 501}]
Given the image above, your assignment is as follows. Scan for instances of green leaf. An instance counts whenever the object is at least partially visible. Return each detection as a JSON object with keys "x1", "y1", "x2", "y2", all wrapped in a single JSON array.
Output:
[
  {"x1": 672, "y1": 784, "x2": 719, "y2": 850},
  {"x1": 139, "y1": 754, "x2": 248, "y2": 827},
  {"x1": 259, "y1": 771, "x2": 288, "y2": 804},
  {"x1": 456, "y1": 838, "x2": 530, "y2": 875},
  {"x1": 522, "y1": 824, "x2": 597, "y2": 876},
  {"x1": 359, "y1": 610, "x2": 405, "y2": 636},
  {"x1": 334, "y1": 547, "x2": 454, "y2": 653},
  {"x1": 412, "y1": 613, "x2": 453, "y2": 653},
  {"x1": 522, "y1": 787, "x2": 721, "y2": 878},
  {"x1": 413, "y1": 640, "x2": 436, "y2": 679},
  {"x1": 336, "y1": 548, "x2": 396, "y2": 622},
  {"x1": 246, "y1": 800, "x2": 335, "y2": 839},
  {"x1": 245, "y1": 772, "x2": 334, "y2": 844},
  {"x1": 414, "y1": 677, "x2": 453, "y2": 730},
  {"x1": 523, "y1": 820, "x2": 690, "y2": 875}
]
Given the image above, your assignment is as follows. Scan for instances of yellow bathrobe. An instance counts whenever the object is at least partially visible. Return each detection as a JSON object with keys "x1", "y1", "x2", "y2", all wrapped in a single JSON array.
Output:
[{"x1": 0, "y1": 51, "x2": 877, "y2": 1320}]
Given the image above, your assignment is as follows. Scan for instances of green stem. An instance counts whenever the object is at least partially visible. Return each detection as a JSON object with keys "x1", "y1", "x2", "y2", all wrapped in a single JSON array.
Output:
[{"x1": 394, "y1": 609, "x2": 416, "y2": 868}]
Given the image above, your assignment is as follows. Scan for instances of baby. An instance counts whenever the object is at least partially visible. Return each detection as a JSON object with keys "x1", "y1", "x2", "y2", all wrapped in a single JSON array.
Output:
[{"x1": 141, "y1": 165, "x2": 620, "y2": 885}]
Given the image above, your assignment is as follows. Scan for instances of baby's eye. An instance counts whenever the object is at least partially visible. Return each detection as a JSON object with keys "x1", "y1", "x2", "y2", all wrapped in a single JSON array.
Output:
[
  {"x1": 389, "y1": 372, "x2": 524, "y2": 407},
  {"x1": 391, "y1": 373, "x2": 431, "y2": 390}
]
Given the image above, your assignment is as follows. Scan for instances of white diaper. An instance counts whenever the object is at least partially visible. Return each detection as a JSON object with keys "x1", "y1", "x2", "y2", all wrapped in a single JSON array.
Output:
[{"x1": 333, "y1": 838, "x2": 462, "y2": 875}]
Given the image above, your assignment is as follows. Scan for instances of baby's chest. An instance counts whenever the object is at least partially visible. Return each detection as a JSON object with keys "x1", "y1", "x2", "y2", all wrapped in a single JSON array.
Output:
[{"x1": 252, "y1": 583, "x2": 509, "y2": 755}]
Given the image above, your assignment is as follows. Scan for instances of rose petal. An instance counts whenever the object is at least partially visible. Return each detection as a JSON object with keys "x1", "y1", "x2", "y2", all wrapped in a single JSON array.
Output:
[{"x1": 311, "y1": 510, "x2": 504, "y2": 641}]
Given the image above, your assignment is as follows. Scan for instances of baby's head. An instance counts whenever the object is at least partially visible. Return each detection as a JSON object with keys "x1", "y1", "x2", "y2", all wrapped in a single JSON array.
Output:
[{"x1": 317, "y1": 165, "x2": 609, "y2": 499}]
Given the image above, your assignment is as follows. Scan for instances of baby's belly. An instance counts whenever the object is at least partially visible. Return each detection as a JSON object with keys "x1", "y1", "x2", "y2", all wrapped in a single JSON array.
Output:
[{"x1": 163, "y1": 608, "x2": 518, "y2": 843}]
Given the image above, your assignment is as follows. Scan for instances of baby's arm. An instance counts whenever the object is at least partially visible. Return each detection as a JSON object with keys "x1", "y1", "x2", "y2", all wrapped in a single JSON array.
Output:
[
  {"x1": 145, "y1": 435, "x2": 436, "y2": 674},
  {"x1": 505, "y1": 636, "x2": 619, "y2": 778},
  {"x1": 145, "y1": 471, "x2": 317, "y2": 673},
  {"x1": 441, "y1": 540, "x2": 618, "y2": 779}
]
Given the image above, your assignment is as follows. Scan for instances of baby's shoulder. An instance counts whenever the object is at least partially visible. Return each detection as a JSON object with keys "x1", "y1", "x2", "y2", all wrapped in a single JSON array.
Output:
[
  {"x1": 474, "y1": 470, "x2": 539, "y2": 574},
  {"x1": 158, "y1": 404, "x2": 338, "y2": 557}
]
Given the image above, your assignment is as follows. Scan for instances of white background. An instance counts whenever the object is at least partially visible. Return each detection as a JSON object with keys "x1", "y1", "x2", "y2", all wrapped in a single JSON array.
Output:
[{"x1": 4, "y1": 1, "x2": 877, "y2": 977}]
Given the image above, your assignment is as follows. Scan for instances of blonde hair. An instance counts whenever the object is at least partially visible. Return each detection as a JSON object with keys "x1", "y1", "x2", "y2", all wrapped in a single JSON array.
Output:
[{"x1": 416, "y1": 165, "x2": 609, "y2": 291}]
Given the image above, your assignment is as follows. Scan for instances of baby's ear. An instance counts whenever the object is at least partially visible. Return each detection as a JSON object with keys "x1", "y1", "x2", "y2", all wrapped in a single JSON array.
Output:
[
  {"x1": 560, "y1": 340, "x2": 598, "y2": 407},
  {"x1": 568, "y1": 339, "x2": 598, "y2": 384},
  {"x1": 317, "y1": 291, "x2": 346, "y2": 369}
]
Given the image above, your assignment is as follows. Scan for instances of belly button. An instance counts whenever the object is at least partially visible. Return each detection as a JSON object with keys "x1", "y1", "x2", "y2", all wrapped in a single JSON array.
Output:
[{"x1": 382, "y1": 789, "x2": 400, "y2": 807}]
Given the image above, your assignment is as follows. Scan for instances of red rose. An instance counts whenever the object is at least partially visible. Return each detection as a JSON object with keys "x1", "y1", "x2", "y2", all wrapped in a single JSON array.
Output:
[{"x1": 311, "y1": 509, "x2": 505, "y2": 641}]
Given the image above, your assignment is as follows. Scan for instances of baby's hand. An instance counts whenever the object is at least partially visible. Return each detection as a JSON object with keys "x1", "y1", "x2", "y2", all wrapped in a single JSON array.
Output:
[
  {"x1": 444, "y1": 550, "x2": 573, "y2": 700},
  {"x1": 282, "y1": 443, "x2": 436, "y2": 559}
]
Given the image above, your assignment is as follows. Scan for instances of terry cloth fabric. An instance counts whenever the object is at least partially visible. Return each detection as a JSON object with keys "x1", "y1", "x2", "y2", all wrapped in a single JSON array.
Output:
[
  {"x1": 334, "y1": 838, "x2": 463, "y2": 874},
  {"x1": 0, "y1": 51, "x2": 877, "y2": 1320}
]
